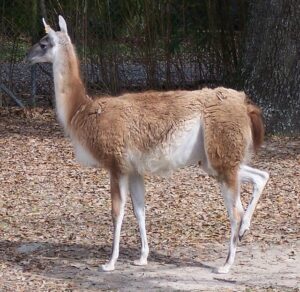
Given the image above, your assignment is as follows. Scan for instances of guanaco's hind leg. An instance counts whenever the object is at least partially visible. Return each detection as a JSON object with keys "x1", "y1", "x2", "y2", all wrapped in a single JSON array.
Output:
[
  {"x1": 129, "y1": 173, "x2": 149, "y2": 266},
  {"x1": 217, "y1": 170, "x2": 244, "y2": 274},
  {"x1": 238, "y1": 165, "x2": 269, "y2": 240},
  {"x1": 102, "y1": 174, "x2": 128, "y2": 272}
]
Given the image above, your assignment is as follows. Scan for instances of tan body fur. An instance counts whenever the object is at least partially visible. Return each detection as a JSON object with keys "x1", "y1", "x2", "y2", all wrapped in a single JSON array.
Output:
[
  {"x1": 71, "y1": 88, "x2": 252, "y2": 177},
  {"x1": 26, "y1": 16, "x2": 269, "y2": 274}
]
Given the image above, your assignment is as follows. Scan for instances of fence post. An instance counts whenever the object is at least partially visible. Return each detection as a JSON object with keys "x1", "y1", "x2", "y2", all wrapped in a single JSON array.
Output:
[{"x1": 31, "y1": 64, "x2": 37, "y2": 106}]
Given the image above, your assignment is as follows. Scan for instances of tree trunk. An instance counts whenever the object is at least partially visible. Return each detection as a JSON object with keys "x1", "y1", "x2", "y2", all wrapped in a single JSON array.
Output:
[{"x1": 242, "y1": 1, "x2": 300, "y2": 134}]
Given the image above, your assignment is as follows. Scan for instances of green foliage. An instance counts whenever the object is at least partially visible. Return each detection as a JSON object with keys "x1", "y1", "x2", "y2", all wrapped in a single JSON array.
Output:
[
  {"x1": 0, "y1": 39, "x2": 28, "y2": 62},
  {"x1": 0, "y1": 0, "x2": 248, "y2": 91}
]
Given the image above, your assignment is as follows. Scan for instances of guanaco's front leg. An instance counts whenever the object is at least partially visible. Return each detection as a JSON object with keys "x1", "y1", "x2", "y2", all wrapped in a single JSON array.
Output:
[
  {"x1": 102, "y1": 174, "x2": 128, "y2": 272},
  {"x1": 129, "y1": 173, "x2": 149, "y2": 266}
]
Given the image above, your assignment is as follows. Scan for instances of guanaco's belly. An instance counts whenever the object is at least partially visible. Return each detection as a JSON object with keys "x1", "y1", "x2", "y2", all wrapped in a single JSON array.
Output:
[{"x1": 127, "y1": 118, "x2": 206, "y2": 175}]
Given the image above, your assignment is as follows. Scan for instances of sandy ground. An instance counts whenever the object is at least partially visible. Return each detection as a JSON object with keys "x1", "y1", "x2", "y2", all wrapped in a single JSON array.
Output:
[{"x1": 0, "y1": 241, "x2": 299, "y2": 291}]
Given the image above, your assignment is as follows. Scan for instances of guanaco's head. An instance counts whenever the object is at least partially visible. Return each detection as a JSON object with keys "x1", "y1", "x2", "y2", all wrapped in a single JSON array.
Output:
[{"x1": 27, "y1": 15, "x2": 70, "y2": 64}]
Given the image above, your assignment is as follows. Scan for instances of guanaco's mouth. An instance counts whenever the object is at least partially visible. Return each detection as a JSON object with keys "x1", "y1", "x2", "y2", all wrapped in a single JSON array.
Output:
[{"x1": 25, "y1": 50, "x2": 36, "y2": 64}]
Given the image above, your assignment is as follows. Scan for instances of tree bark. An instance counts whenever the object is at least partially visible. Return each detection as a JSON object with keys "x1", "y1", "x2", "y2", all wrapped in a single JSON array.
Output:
[{"x1": 242, "y1": 1, "x2": 300, "y2": 134}]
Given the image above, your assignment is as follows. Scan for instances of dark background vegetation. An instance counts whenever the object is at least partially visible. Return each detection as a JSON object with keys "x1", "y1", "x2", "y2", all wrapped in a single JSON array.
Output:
[{"x1": 0, "y1": 0, "x2": 299, "y2": 133}]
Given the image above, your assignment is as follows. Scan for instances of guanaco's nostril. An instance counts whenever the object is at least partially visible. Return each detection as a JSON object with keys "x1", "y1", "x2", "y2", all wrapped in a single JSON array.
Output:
[{"x1": 25, "y1": 49, "x2": 35, "y2": 64}]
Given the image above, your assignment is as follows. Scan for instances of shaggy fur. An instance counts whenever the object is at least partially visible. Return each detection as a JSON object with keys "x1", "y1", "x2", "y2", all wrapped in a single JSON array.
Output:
[
  {"x1": 70, "y1": 88, "x2": 258, "y2": 176},
  {"x1": 26, "y1": 16, "x2": 269, "y2": 274}
]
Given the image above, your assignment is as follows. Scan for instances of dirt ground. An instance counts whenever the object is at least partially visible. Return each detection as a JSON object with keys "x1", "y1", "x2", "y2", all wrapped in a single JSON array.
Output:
[
  {"x1": 1, "y1": 241, "x2": 299, "y2": 291},
  {"x1": 0, "y1": 108, "x2": 299, "y2": 291}
]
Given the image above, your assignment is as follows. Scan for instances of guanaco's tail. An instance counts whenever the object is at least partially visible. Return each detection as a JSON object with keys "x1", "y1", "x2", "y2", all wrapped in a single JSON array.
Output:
[{"x1": 246, "y1": 99, "x2": 265, "y2": 152}]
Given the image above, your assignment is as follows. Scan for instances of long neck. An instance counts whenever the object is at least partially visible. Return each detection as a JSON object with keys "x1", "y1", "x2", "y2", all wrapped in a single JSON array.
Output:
[{"x1": 53, "y1": 45, "x2": 88, "y2": 131}]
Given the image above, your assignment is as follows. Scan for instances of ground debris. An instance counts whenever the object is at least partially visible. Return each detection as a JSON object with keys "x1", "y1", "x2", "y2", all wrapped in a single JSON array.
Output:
[{"x1": 0, "y1": 108, "x2": 299, "y2": 291}]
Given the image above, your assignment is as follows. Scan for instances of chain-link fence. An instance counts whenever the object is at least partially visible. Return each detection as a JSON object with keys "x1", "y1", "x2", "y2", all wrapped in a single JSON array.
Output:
[{"x1": 0, "y1": 0, "x2": 247, "y2": 107}]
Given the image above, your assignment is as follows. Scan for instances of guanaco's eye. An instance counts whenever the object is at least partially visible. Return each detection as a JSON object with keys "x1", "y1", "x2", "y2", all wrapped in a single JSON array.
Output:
[{"x1": 40, "y1": 43, "x2": 47, "y2": 50}]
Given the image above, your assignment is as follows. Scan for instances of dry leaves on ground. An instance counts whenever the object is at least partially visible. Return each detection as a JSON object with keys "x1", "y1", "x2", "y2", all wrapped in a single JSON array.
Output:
[{"x1": 0, "y1": 108, "x2": 299, "y2": 291}]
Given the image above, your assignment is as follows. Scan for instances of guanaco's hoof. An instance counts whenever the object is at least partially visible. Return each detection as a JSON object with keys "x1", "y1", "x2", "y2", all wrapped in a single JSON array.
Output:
[
  {"x1": 215, "y1": 265, "x2": 230, "y2": 274},
  {"x1": 101, "y1": 263, "x2": 115, "y2": 272},
  {"x1": 133, "y1": 258, "x2": 148, "y2": 266}
]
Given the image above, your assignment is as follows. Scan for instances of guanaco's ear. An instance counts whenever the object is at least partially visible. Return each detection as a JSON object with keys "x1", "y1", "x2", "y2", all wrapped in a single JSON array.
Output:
[
  {"x1": 42, "y1": 18, "x2": 54, "y2": 34},
  {"x1": 58, "y1": 15, "x2": 68, "y2": 34},
  {"x1": 42, "y1": 18, "x2": 58, "y2": 43}
]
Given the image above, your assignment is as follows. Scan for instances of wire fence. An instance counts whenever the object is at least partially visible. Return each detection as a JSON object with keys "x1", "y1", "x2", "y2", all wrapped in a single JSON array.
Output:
[{"x1": 0, "y1": 0, "x2": 247, "y2": 107}]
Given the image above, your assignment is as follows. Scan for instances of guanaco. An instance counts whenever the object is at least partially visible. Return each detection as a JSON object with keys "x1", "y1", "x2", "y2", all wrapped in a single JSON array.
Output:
[{"x1": 26, "y1": 16, "x2": 269, "y2": 274}]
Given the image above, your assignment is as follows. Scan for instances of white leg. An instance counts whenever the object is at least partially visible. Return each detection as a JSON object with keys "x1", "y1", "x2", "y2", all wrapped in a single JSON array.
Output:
[
  {"x1": 102, "y1": 174, "x2": 128, "y2": 272},
  {"x1": 217, "y1": 180, "x2": 243, "y2": 274},
  {"x1": 129, "y1": 173, "x2": 149, "y2": 266},
  {"x1": 238, "y1": 165, "x2": 269, "y2": 239}
]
